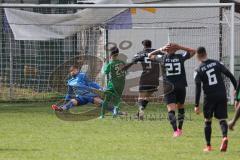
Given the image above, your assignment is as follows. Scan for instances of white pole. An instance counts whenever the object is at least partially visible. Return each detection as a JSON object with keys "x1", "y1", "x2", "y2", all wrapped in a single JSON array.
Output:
[
  {"x1": 0, "y1": 3, "x2": 234, "y2": 9},
  {"x1": 9, "y1": 34, "x2": 13, "y2": 99},
  {"x1": 167, "y1": 28, "x2": 171, "y2": 43},
  {"x1": 230, "y1": 3, "x2": 235, "y2": 104}
]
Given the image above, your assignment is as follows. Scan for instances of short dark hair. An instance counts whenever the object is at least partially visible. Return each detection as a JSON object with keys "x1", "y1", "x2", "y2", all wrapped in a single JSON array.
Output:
[
  {"x1": 197, "y1": 46, "x2": 207, "y2": 56},
  {"x1": 197, "y1": 46, "x2": 207, "y2": 54},
  {"x1": 69, "y1": 65, "x2": 79, "y2": 71},
  {"x1": 110, "y1": 46, "x2": 119, "y2": 56},
  {"x1": 142, "y1": 39, "x2": 152, "y2": 48}
]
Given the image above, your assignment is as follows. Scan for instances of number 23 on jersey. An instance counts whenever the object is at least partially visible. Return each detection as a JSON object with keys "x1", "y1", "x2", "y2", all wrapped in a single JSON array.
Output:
[{"x1": 165, "y1": 63, "x2": 181, "y2": 76}]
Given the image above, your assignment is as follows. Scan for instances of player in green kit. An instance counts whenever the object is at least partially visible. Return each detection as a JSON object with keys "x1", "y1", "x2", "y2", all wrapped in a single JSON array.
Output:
[
  {"x1": 228, "y1": 76, "x2": 240, "y2": 130},
  {"x1": 100, "y1": 46, "x2": 126, "y2": 118}
]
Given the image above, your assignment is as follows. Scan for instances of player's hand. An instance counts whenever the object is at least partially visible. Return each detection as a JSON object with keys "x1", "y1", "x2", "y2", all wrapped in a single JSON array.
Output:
[
  {"x1": 148, "y1": 48, "x2": 162, "y2": 59},
  {"x1": 171, "y1": 43, "x2": 182, "y2": 52},
  {"x1": 161, "y1": 44, "x2": 169, "y2": 52},
  {"x1": 162, "y1": 43, "x2": 179, "y2": 53},
  {"x1": 169, "y1": 43, "x2": 180, "y2": 49},
  {"x1": 194, "y1": 107, "x2": 201, "y2": 115},
  {"x1": 148, "y1": 53, "x2": 156, "y2": 60}
]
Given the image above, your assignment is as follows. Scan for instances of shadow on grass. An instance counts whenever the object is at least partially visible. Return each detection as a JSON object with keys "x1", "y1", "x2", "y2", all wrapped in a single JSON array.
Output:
[
  {"x1": 0, "y1": 103, "x2": 54, "y2": 114},
  {"x1": 54, "y1": 107, "x2": 101, "y2": 121}
]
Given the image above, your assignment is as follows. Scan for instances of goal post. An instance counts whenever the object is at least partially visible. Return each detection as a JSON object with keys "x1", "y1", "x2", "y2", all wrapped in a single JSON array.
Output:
[{"x1": 0, "y1": 3, "x2": 235, "y2": 104}]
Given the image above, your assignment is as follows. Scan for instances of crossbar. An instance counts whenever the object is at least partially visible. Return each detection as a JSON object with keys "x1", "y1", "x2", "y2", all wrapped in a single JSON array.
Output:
[{"x1": 0, "y1": 3, "x2": 234, "y2": 9}]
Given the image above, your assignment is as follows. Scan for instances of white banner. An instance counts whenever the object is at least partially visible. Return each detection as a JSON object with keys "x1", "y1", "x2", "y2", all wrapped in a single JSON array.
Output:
[{"x1": 4, "y1": 0, "x2": 132, "y2": 40}]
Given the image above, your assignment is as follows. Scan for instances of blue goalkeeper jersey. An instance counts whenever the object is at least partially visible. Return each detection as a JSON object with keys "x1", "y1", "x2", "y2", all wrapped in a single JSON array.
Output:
[{"x1": 65, "y1": 72, "x2": 101, "y2": 100}]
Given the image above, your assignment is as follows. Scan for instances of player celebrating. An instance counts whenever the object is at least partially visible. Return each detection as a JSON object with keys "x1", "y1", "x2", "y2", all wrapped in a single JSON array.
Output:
[
  {"x1": 149, "y1": 43, "x2": 196, "y2": 137},
  {"x1": 122, "y1": 40, "x2": 163, "y2": 120},
  {"x1": 101, "y1": 46, "x2": 126, "y2": 118},
  {"x1": 194, "y1": 47, "x2": 237, "y2": 152},
  {"x1": 228, "y1": 76, "x2": 240, "y2": 130},
  {"x1": 51, "y1": 65, "x2": 103, "y2": 112}
]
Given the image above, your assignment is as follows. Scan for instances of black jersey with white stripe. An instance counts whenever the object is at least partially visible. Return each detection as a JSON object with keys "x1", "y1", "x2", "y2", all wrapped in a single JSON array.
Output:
[
  {"x1": 194, "y1": 59, "x2": 236, "y2": 96},
  {"x1": 156, "y1": 52, "x2": 190, "y2": 88},
  {"x1": 132, "y1": 48, "x2": 163, "y2": 86}
]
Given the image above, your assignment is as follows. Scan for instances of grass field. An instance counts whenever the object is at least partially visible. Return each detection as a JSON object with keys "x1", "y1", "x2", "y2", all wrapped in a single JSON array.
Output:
[{"x1": 0, "y1": 103, "x2": 240, "y2": 160}]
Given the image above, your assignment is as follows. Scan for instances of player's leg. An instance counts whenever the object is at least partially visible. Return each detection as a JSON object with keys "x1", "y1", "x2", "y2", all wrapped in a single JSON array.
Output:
[
  {"x1": 164, "y1": 89, "x2": 178, "y2": 136},
  {"x1": 136, "y1": 85, "x2": 156, "y2": 120},
  {"x1": 52, "y1": 98, "x2": 80, "y2": 111},
  {"x1": 219, "y1": 119, "x2": 228, "y2": 152},
  {"x1": 228, "y1": 101, "x2": 240, "y2": 130},
  {"x1": 93, "y1": 96, "x2": 103, "y2": 107},
  {"x1": 100, "y1": 91, "x2": 113, "y2": 118},
  {"x1": 112, "y1": 96, "x2": 121, "y2": 117},
  {"x1": 95, "y1": 96, "x2": 119, "y2": 112},
  {"x1": 167, "y1": 103, "x2": 178, "y2": 137},
  {"x1": 138, "y1": 86, "x2": 151, "y2": 110},
  {"x1": 203, "y1": 99, "x2": 214, "y2": 152},
  {"x1": 215, "y1": 98, "x2": 228, "y2": 152},
  {"x1": 61, "y1": 99, "x2": 78, "y2": 110},
  {"x1": 204, "y1": 118, "x2": 213, "y2": 152},
  {"x1": 138, "y1": 94, "x2": 149, "y2": 111},
  {"x1": 176, "y1": 87, "x2": 186, "y2": 134},
  {"x1": 176, "y1": 103, "x2": 184, "y2": 135},
  {"x1": 112, "y1": 87, "x2": 127, "y2": 117},
  {"x1": 137, "y1": 91, "x2": 151, "y2": 120},
  {"x1": 138, "y1": 88, "x2": 156, "y2": 110}
]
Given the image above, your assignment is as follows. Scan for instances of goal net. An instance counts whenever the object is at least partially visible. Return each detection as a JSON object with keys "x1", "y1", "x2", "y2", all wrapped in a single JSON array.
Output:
[{"x1": 0, "y1": 3, "x2": 235, "y2": 104}]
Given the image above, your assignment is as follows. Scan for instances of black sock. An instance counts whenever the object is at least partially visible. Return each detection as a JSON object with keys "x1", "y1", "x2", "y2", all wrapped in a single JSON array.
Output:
[
  {"x1": 178, "y1": 108, "x2": 185, "y2": 130},
  {"x1": 168, "y1": 111, "x2": 177, "y2": 131},
  {"x1": 219, "y1": 120, "x2": 228, "y2": 138},
  {"x1": 205, "y1": 121, "x2": 212, "y2": 146},
  {"x1": 138, "y1": 99, "x2": 149, "y2": 110}
]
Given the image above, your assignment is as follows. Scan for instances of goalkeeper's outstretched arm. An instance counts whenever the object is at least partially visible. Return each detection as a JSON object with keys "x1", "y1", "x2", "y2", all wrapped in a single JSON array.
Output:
[{"x1": 65, "y1": 85, "x2": 74, "y2": 101}]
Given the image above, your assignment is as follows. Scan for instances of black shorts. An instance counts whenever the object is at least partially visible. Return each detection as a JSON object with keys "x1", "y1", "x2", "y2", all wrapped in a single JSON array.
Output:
[
  {"x1": 139, "y1": 85, "x2": 158, "y2": 92},
  {"x1": 164, "y1": 87, "x2": 186, "y2": 105},
  {"x1": 203, "y1": 95, "x2": 228, "y2": 119}
]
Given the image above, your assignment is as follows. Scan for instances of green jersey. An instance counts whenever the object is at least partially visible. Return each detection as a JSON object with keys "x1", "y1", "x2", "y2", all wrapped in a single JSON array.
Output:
[{"x1": 103, "y1": 59, "x2": 126, "y2": 96}]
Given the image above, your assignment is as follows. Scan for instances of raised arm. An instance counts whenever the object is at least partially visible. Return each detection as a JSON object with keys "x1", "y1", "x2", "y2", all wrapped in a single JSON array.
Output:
[
  {"x1": 164, "y1": 43, "x2": 196, "y2": 59},
  {"x1": 176, "y1": 44, "x2": 196, "y2": 58},
  {"x1": 148, "y1": 48, "x2": 164, "y2": 60}
]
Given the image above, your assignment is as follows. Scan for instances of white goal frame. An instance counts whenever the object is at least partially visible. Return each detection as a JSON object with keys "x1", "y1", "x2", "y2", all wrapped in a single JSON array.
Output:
[{"x1": 0, "y1": 3, "x2": 235, "y2": 103}]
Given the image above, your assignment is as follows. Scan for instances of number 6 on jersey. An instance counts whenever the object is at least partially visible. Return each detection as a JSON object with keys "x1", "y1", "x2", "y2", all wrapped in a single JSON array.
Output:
[{"x1": 206, "y1": 68, "x2": 217, "y2": 86}]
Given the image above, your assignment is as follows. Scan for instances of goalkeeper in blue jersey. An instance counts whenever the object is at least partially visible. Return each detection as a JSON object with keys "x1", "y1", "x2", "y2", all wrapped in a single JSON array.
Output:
[{"x1": 51, "y1": 65, "x2": 104, "y2": 112}]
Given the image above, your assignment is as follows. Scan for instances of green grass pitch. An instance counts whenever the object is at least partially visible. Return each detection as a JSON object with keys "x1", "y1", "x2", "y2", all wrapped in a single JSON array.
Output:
[{"x1": 0, "y1": 103, "x2": 239, "y2": 160}]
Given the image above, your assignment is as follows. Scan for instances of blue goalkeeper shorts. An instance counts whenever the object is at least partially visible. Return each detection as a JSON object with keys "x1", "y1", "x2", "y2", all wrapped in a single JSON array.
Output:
[{"x1": 75, "y1": 93, "x2": 97, "y2": 105}]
